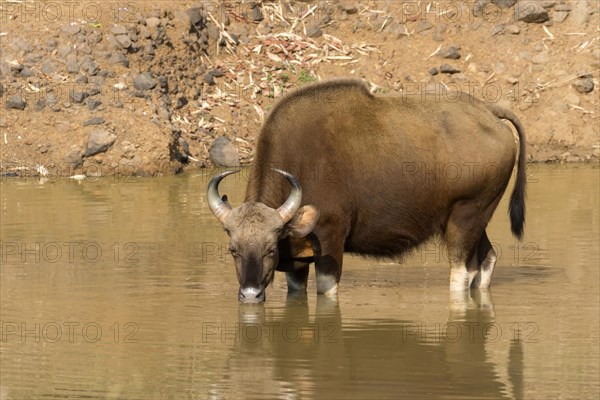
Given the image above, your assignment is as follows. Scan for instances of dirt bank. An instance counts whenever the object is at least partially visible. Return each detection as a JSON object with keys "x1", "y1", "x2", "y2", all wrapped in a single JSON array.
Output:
[{"x1": 1, "y1": 0, "x2": 598, "y2": 177}]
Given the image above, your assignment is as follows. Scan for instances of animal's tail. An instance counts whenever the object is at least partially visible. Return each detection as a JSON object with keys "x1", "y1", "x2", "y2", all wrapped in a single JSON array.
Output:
[{"x1": 487, "y1": 105, "x2": 527, "y2": 240}]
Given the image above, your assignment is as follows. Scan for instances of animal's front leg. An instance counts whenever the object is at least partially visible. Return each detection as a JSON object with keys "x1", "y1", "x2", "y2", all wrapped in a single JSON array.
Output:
[
  {"x1": 314, "y1": 247, "x2": 343, "y2": 297},
  {"x1": 285, "y1": 261, "x2": 310, "y2": 292}
]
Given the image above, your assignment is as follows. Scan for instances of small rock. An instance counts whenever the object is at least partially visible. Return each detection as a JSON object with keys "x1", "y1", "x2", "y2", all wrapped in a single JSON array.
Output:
[
  {"x1": 133, "y1": 73, "x2": 157, "y2": 91},
  {"x1": 306, "y1": 25, "x2": 323, "y2": 38},
  {"x1": 110, "y1": 52, "x2": 130, "y2": 67},
  {"x1": 573, "y1": 77, "x2": 594, "y2": 93},
  {"x1": 66, "y1": 54, "x2": 79, "y2": 73},
  {"x1": 251, "y1": 5, "x2": 264, "y2": 22},
  {"x1": 414, "y1": 21, "x2": 433, "y2": 34},
  {"x1": 20, "y1": 67, "x2": 34, "y2": 78},
  {"x1": 85, "y1": 129, "x2": 117, "y2": 157},
  {"x1": 439, "y1": 64, "x2": 461, "y2": 74},
  {"x1": 174, "y1": 96, "x2": 188, "y2": 109},
  {"x1": 209, "y1": 136, "x2": 240, "y2": 167},
  {"x1": 70, "y1": 90, "x2": 88, "y2": 103},
  {"x1": 429, "y1": 67, "x2": 439, "y2": 76},
  {"x1": 210, "y1": 68, "x2": 224, "y2": 77},
  {"x1": 187, "y1": 7, "x2": 206, "y2": 29},
  {"x1": 491, "y1": 0, "x2": 517, "y2": 8},
  {"x1": 516, "y1": 1, "x2": 550, "y2": 23},
  {"x1": 202, "y1": 72, "x2": 216, "y2": 85},
  {"x1": 64, "y1": 150, "x2": 83, "y2": 168},
  {"x1": 87, "y1": 98, "x2": 102, "y2": 111},
  {"x1": 553, "y1": 10, "x2": 569, "y2": 22},
  {"x1": 6, "y1": 95, "x2": 26, "y2": 110},
  {"x1": 340, "y1": 2, "x2": 358, "y2": 14},
  {"x1": 62, "y1": 24, "x2": 81, "y2": 35},
  {"x1": 115, "y1": 34, "x2": 132, "y2": 49},
  {"x1": 83, "y1": 117, "x2": 105, "y2": 126},
  {"x1": 146, "y1": 17, "x2": 161, "y2": 28},
  {"x1": 506, "y1": 24, "x2": 521, "y2": 34},
  {"x1": 80, "y1": 57, "x2": 99, "y2": 75},
  {"x1": 40, "y1": 61, "x2": 57, "y2": 74},
  {"x1": 437, "y1": 46, "x2": 461, "y2": 59},
  {"x1": 77, "y1": 43, "x2": 92, "y2": 55},
  {"x1": 111, "y1": 25, "x2": 127, "y2": 35},
  {"x1": 491, "y1": 25, "x2": 505, "y2": 35},
  {"x1": 554, "y1": 4, "x2": 572, "y2": 11}
]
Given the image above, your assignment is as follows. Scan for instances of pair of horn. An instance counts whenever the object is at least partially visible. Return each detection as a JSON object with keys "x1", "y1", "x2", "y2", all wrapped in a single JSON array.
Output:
[{"x1": 207, "y1": 168, "x2": 302, "y2": 224}]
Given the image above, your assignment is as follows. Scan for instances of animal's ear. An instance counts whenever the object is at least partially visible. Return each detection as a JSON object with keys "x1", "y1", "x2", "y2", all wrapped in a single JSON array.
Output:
[{"x1": 285, "y1": 205, "x2": 319, "y2": 238}]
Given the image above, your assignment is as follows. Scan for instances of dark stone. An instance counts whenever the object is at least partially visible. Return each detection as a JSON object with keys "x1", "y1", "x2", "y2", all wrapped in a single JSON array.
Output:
[
  {"x1": 133, "y1": 73, "x2": 157, "y2": 90},
  {"x1": 437, "y1": 46, "x2": 461, "y2": 59},
  {"x1": 439, "y1": 64, "x2": 462, "y2": 74},
  {"x1": 573, "y1": 77, "x2": 594, "y2": 93},
  {"x1": 516, "y1": 1, "x2": 550, "y2": 23},
  {"x1": 84, "y1": 129, "x2": 117, "y2": 157},
  {"x1": 174, "y1": 96, "x2": 188, "y2": 109},
  {"x1": 306, "y1": 25, "x2": 323, "y2": 38},
  {"x1": 70, "y1": 90, "x2": 87, "y2": 103},
  {"x1": 429, "y1": 67, "x2": 439, "y2": 75},
  {"x1": 209, "y1": 136, "x2": 240, "y2": 167},
  {"x1": 252, "y1": 5, "x2": 264, "y2": 22},
  {"x1": 340, "y1": 3, "x2": 358, "y2": 14},
  {"x1": 83, "y1": 117, "x2": 105, "y2": 126},
  {"x1": 203, "y1": 72, "x2": 216, "y2": 85},
  {"x1": 87, "y1": 85, "x2": 101, "y2": 96},
  {"x1": 109, "y1": 52, "x2": 129, "y2": 67},
  {"x1": 66, "y1": 54, "x2": 79, "y2": 73},
  {"x1": 87, "y1": 98, "x2": 102, "y2": 111},
  {"x1": 211, "y1": 68, "x2": 224, "y2": 78},
  {"x1": 187, "y1": 7, "x2": 206, "y2": 29},
  {"x1": 35, "y1": 99, "x2": 46, "y2": 111},
  {"x1": 6, "y1": 94, "x2": 26, "y2": 110},
  {"x1": 20, "y1": 67, "x2": 34, "y2": 77},
  {"x1": 491, "y1": 0, "x2": 517, "y2": 8},
  {"x1": 64, "y1": 150, "x2": 83, "y2": 168},
  {"x1": 80, "y1": 57, "x2": 99, "y2": 75}
]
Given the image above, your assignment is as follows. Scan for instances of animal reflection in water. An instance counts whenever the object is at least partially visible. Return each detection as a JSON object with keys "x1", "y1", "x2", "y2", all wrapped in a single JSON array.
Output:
[
  {"x1": 205, "y1": 293, "x2": 525, "y2": 400},
  {"x1": 207, "y1": 79, "x2": 526, "y2": 303}
]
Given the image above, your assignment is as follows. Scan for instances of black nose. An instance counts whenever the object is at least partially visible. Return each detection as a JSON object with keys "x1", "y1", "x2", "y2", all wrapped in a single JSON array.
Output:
[{"x1": 239, "y1": 287, "x2": 265, "y2": 303}]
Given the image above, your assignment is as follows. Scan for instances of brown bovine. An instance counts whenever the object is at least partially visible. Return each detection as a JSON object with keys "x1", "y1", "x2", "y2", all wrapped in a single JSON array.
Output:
[{"x1": 207, "y1": 79, "x2": 526, "y2": 303}]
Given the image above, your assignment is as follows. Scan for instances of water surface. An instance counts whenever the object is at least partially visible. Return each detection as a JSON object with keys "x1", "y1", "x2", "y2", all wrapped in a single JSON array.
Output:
[{"x1": 1, "y1": 165, "x2": 598, "y2": 399}]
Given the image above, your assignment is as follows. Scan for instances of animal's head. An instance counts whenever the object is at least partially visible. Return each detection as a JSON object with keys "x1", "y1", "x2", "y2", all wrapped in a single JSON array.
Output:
[{"x1": 207, "y1": 169, "x2": 319, "y2": 303}]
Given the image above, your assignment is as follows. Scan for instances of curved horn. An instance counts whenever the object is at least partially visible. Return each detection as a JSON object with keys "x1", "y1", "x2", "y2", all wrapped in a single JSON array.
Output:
[
  {"x1": 273, "y1": 168, "x2": 302, "y2": 224},
  {"x1": 207, "y1": 170, "x2": 239, "y2": 223}
]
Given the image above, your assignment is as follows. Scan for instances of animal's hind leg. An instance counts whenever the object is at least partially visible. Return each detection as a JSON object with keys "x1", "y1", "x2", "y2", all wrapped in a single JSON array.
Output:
[
  {"x1": 470, "y1": 231, "x2": 497, "y2": 289},
  {"x1": 444, "y1": 202, "x2": 489, "y2": 291},
  {"x1": 286, "y1": 262, "x2": 310, "y2": 292}
]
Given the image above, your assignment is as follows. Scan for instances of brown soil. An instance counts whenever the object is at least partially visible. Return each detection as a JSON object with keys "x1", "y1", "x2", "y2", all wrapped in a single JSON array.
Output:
[{"x1": 1, "y1": 0, "x2": 599, "y2": 177}]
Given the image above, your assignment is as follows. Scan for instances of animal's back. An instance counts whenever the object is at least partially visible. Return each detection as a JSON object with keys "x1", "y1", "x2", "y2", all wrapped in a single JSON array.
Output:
[{"x1": 246, "y1": 79, "x2": 518, "y2": 257}]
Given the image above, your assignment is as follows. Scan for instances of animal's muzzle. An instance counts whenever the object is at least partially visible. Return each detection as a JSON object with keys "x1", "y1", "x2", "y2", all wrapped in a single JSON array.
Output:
[{"x1": 238, "y1": 287, "x2": 266, "y2": 304}]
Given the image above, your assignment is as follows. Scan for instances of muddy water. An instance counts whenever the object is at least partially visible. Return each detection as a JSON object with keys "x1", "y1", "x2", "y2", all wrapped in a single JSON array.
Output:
[{"x1": 1, "y1": 165, "x2": 598, "y2": 400}]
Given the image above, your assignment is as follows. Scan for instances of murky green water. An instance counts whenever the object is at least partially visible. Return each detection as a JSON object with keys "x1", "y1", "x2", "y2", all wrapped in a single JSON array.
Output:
[{"x1": 1, "y1": 165, "x2": 598, "y2": 399}]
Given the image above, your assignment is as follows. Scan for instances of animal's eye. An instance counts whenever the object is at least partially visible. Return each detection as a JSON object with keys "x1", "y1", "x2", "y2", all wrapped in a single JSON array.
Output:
[
  {"x1": 229, "y1": 248, "x2": 240, "y2": 257},
  {"x1": 264, "y1": 248, "x2": 276, "y2": 257}
]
